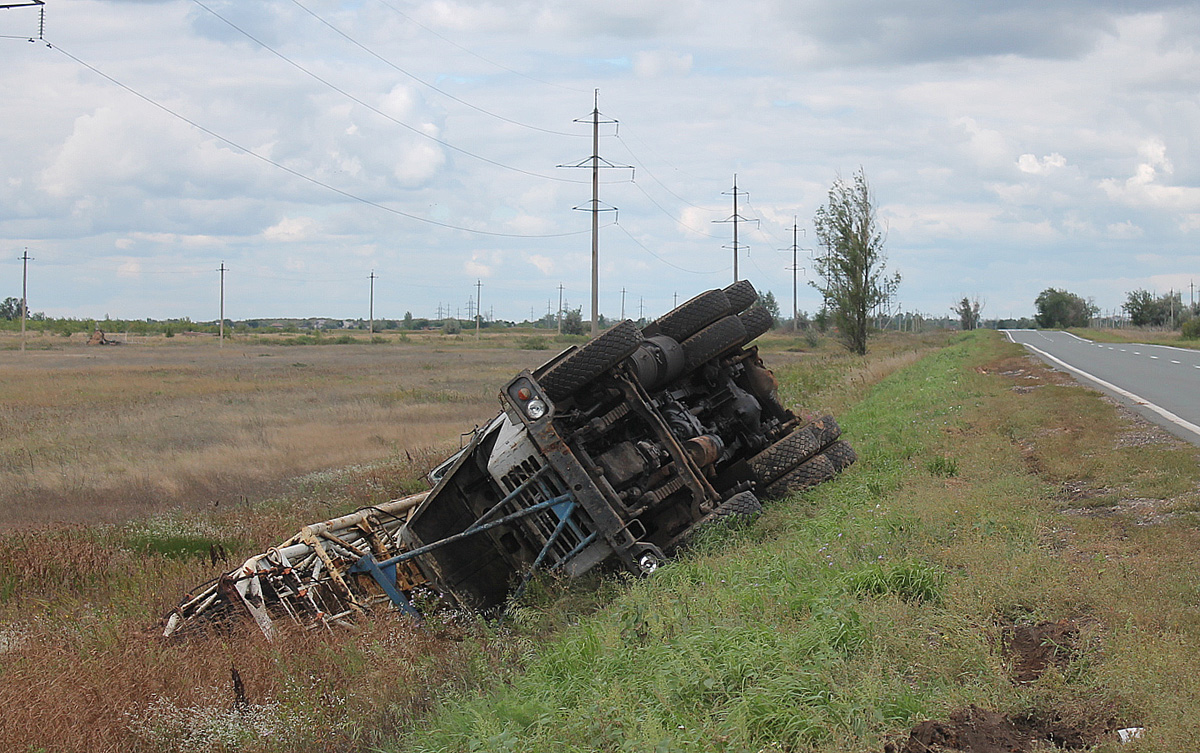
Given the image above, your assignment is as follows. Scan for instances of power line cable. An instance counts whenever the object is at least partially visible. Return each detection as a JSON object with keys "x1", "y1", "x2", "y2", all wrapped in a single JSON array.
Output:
[
  {"x1": 614, "y1": 133, "x2": 712, "y2": 211},
  {"x1": 285, "y1": 0, "x2": 583, "y2": 138},
  {"x1": 46, "y1": 41, "x2": 593, "y2": 239},
  {"x1": 188, "y1": 0, "x2": 589, "y2": 185},
  {"x1": 626, "y1": 179, "x2": 723, "y2": 240},
  {"x1": 612, "y1": 221, "x2": 726, "y2": 275}
]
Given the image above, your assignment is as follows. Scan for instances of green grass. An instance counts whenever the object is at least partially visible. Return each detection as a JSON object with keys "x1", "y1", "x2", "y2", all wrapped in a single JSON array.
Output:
[{"x1": 395, "y1": 331, "x2": 1200, "y2": 752}]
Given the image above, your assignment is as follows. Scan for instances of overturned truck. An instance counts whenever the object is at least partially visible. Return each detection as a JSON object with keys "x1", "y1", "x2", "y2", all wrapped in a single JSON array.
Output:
[{"x1": 164, "y1": 281, "x2": 855, "y2": 638}]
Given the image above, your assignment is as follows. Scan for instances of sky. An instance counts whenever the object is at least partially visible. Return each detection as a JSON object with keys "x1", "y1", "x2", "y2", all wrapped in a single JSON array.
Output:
[{"x1": 1, "y1": 0, "x2": 1199, "y2": 323}]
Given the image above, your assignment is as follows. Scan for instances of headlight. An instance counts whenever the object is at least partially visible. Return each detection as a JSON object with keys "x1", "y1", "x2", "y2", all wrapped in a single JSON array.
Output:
[{"x1": 525, "y1": 399, "x2": 547, "y2": 420}]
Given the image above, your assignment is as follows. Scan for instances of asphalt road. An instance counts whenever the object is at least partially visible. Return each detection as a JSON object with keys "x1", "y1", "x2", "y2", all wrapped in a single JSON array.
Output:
[{"x1": 1002, "y1": 329, "x2": 1200, "y2": 446}]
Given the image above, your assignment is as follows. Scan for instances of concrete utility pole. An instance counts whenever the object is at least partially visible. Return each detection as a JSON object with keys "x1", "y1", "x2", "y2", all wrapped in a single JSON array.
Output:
[
  {"x1": 474, "y1": 279, "x2": 482, "y2": 338},
  {"x1": 559, "y1": 91, "x2": 632, "y2": 337},
  {"x1": 783, "y1": 220, "x2": 807, "y2": 332},
  {"x1": 557, "y1": 283, "x2": 564, "y2": 335},
  {"x1": 713, "y1": 175, "x2": 757, "y2": 283},
  {"x1": 19, "y1": 247, "x2": 31, "y2": 353},
  {"x1": 368, "y1": 270, "x2": 377, "y2": 335},
  {"x1": 217, "y1": 261, "x2": 227, "y2": 349},
  {"x1": 620, "y1": 287, "x2": 626, "y2": 320}
]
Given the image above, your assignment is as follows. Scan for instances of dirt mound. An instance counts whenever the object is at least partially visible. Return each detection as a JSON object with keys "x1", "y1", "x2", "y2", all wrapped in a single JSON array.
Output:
[
  {"x1": 886, "y1": 705, "x2": 1110, "y2": 753},
  {"x1": 887, "y1": 706, "x2": 1033, "y2": 753},
  {"x1": 1005, "y1": 619, "x2": 1077, "y2": 683}
]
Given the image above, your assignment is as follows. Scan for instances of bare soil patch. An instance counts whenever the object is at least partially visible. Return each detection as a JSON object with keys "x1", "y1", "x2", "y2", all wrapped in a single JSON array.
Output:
[
  {"x1": 1004, "y1": 619, "x2": 1077, "y2": 684},
  {"x1": 886, "y1": 704, "x2": 1114, "y2": 753}
]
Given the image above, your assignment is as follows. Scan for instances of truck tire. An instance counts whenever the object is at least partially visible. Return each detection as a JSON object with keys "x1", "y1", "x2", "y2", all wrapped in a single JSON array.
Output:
[
  {"x1": 823, "y1": 440, "x2": 858, "y2": 472},
  {"x1": 761, "y1": 452, "x2": 837, "y2": 499},
  {"x1": 714, "y1": 490, "x2": 763, "y2": 519},
  {"x1": 648, "y1": 289, "x2": 731, "y2": 342},
  {"x1": 747, "y1": 425, "x2": 822, "y2": 488},
  {"x1": 808, "y1": 415, "x2": 842, "y2": 448},
  {"x1": 681, "y1": 315, "x2": 747, "y2": 372},
  {"x1": 723, "y1": 280, "x2": 758, "y2": 314},
  {"x1": 737, "y1": 305, "x2": 774, "y2": 345},
  {"x1": 539, "y1": 320, "x2": 643, "y2": 401}
]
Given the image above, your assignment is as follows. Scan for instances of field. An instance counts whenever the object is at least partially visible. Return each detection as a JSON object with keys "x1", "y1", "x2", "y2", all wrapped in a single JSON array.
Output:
[
  {"x1": 0, "y1": 331, "x2": 572, "y2": 527},
  {"x1": 2, "y1": 328, "x2": 1199, "y2": 752}
]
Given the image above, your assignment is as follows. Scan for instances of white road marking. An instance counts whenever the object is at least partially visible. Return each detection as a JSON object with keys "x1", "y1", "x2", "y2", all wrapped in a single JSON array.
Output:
[{"x1": 1020, "y1": 342, "x2": 1200, "y2": 441}]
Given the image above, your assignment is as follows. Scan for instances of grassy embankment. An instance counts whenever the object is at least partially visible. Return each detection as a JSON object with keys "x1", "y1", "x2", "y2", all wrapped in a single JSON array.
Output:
[{"x1": 400, "y1": 330, "x2": 1200, "y2": 752}]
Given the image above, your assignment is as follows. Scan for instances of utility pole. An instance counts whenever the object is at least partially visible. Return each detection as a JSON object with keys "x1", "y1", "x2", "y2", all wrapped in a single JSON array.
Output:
[
  {"x1": 713, "y1": 175, "x2": 757, "y2": 282},
  {"x1": 217, "y1": 261, "x2": 227, "y2": 349},
  {"x1": 557, "y1": 283, "x2": 564, "y2": 335},
  {"x1": 559, "y1": 91, "x2": 632, "y2": 337},
  {"x1": 474, "y1": 279, "x2": 482, "y2": 338},
  {"x1": 368, "y1": 270, "x2": 377, "y2": 335},
  {"x1": 673, "y1": 291, "x2": 678, "y2": 308},
  {"x1": 782, "y1": 220, "x2": 807, "y2": 332},
  {"x1": 19, "y1": 247, "x2": 31, "y2": 353},
  {"x1": 639, "y1": 297, "x2": 645, "y2": 321},
  {"x1": 620, "y1": 287, "x2": 626, "y2": 320}
]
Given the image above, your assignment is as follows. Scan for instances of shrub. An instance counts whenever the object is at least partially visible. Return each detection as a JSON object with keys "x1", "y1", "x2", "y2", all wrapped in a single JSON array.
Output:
[{"x1": 1182, "y1": 317, "x2": 1200, "y2": 340}]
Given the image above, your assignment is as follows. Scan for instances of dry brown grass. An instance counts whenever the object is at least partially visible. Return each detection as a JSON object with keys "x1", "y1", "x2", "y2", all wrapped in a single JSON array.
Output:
[{"x1": 0, "y1": 338, "x2": 550, "y2": 527}]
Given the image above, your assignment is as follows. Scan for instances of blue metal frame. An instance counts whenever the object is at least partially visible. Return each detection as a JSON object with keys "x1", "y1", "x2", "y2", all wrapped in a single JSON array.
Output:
[{"x1": 351, "y1": 488, "x2": 586, "y2": 616}]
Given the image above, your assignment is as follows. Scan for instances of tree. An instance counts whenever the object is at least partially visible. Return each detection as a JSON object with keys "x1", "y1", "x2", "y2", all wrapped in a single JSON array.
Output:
[
  {"x1": 952, "y1": 296, "x2": 983, "y2": 330},
  {"x1": 811, "y1": 168, "x2": 900, "y2": 355},
  {"x1": 759, "y1": 291, "x2": 780, "y2": 328},
  {"x1": 1034, "y1": 288, "x2": 1095, "y2": 328},
  {"x1": 1123, "y1": 289, "x2": 1161, "y2": 327},
  {"x1": 0, "y1": 297, "x2": 18, "y2": 320},
  {"x1": 562, "y1": 307, "x2": 585, "y2": 335},
  {"x1": 1123, "y1": 289, "x2": 1182, "y2": 328}
]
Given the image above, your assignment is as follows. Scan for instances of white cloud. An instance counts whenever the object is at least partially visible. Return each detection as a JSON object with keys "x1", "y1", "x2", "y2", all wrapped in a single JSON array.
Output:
[
  {"x1": 526, "y1": 254, "x2": 555, "y2": 275},
  {"x1": 632, "y1": 51, "x2": 693, "y2": 78},
  {"x1": 1105, "y1": 220, "x2": 1142, "y2": 239},
  {"x1": 263, "y1": 217, "x2": 320, "y2": 242},
  {"x1": 1017, "y1": 152, "x2": 1067, "y2": 174}
]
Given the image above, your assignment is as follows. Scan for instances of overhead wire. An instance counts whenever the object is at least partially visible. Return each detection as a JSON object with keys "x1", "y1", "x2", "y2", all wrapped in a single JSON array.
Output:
[
  {"x1": 285, "y1": 0, "x2": 584, "y2": 138},
  {"x1": 614, "y1": 133, "x2": 711, "y2": 211},
  {"x1": 612, "y1": 221, "x2": 726, "y2": 276},
  {"x1": 187, "y1": 0, "x2": 591, "y2": 185},
  {"x1": 46, "y1": 41, "x2": 592, "y2": 239}
]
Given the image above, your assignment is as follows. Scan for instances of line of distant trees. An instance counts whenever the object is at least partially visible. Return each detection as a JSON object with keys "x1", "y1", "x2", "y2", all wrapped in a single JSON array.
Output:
[{"x1": 1029, "y1": 287, "x2": 1200, "y2": 339}]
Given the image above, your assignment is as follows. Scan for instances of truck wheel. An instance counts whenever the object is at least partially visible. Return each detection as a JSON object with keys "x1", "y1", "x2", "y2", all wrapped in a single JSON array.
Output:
[
  {"x1": 823, "y1": 440, "x2": 858, "y2": 472},
  {"x1": 737, "y1": 305, "x2": 774, "y2": 345},
  {"x1": 681, "y1": 315, "x2": 747, "y2": 372},
  {"x1": 714, "y1": 490, "x2": 762, "y2": 518},
  {"x1": 723, "y1": 280, "x2": 758, "y2": 314},
  {"x1": 747, "y1": 426, "x2": 822, "y2": 488},
  {"x1": 539, "y1": 320, "x2": 643, "y2": 401},
  {"x1": 648, "y1": 289, "x2": 731, "y2": 342},
  {"x1": 808, "y1": 415, "x2": 842, "y2": 448},
  {"x1": 761, "y1": 452, "x2": 837, "y2": 499},
  {"x1": 631, "y1": 543, "x2": 666, "y2": 575}
]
